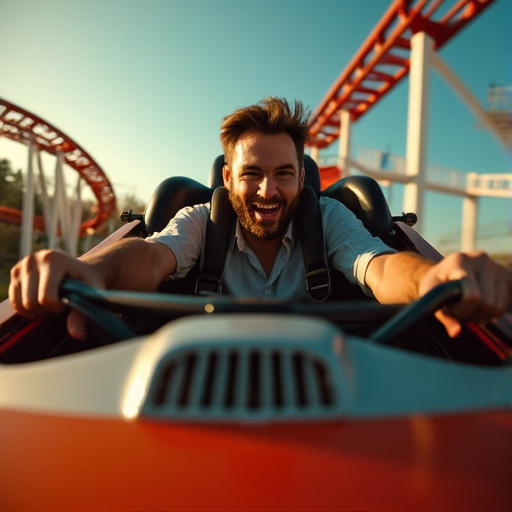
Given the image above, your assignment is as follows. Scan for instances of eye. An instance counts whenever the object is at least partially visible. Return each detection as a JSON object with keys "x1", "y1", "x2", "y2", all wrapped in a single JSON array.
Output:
[
  {"x1": 276, "y1": 170, "x2": 295, "y2": 180},
  {"x1": 240, "y1": 170, "x2": 260, "y2": 180}
]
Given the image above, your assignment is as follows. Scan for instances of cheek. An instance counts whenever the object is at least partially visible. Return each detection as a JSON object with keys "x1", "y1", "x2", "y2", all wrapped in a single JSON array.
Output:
[
  {"x1": 281, "y1": 183, "x2": 301, "y2": 202},
  {"x1": 236, "y1": 182, "x2": 256, "y2": 200}
]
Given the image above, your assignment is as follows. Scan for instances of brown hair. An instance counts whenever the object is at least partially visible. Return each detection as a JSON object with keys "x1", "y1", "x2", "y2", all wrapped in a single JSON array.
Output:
[{"x1": 220, "y1": 97, "x2": 310, "y2": 166}]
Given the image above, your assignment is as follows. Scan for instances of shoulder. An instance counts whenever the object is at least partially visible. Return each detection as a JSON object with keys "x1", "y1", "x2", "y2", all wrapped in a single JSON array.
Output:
[
  {"x1": 167, "y1": 202, "x2": 211, "y2": 229},
  {"x1": 175, "y1": 202, "x2": 211, "y2": 220},
  {"x1": 147, "y1": 202, "x2": 210, "y2": 240},
  {"x1": 318, "y1": 195, "x2": 357, "y2": 221}
]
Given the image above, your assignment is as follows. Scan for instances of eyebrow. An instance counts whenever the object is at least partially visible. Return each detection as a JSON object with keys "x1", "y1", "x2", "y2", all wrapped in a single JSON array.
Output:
[{"x1": 241, "y1": 163, "x2": 298, "y2": 172}]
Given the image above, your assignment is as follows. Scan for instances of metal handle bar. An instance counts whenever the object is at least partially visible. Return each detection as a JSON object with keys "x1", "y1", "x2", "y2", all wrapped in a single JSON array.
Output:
[{"x1": 370, "y1": 280, "x2": 463, "y2": 345}]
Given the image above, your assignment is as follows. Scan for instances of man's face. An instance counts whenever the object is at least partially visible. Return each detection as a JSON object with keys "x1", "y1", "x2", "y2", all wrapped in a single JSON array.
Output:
[{"x1": 223, "y1": 132, "x2": 304, "y2": 240}]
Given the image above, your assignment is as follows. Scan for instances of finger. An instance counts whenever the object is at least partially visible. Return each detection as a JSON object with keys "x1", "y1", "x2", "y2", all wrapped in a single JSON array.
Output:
[
  {"x1": 442, "y1": 275, "x2": 480, "y2": 323},
  {"x1": 8, "y1": 264, "x2": 24, "y2": 315},
  {"x1": 455, "y1": 263, "x2": 508, "y2": 323},
  {"x1": 38, "y1": 253, "x2": 67, "y2": 314},
  {"x1": 443, "y1": 264, "x2": 509, "y2": 325},
  {"x1": 471, "y1": 269, "x2": 507, "y2": 321},
  {"x1": 67, "y1": 310, "x2": 88, "y2": 341},
  {"x1": 435, "y1": 310, "x2": 462, "y2": 338},
  {"x1": 19, "y1": 255, "x2": 44, "y2": 317}
]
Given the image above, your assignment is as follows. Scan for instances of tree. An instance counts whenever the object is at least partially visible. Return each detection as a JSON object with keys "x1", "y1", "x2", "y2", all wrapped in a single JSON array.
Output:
[
  {"x1": 0, "y1": 158, "x2": 24, "y2": 299},
  {"x1": 0, "y1": 158, "x2": 23, "y2": 209}
]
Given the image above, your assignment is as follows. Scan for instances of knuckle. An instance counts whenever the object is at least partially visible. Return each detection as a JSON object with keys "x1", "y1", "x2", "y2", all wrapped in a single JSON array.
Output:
[
  {"x1": 9, "y1": 264, "x2": 20, "y2": 281},
  {"x1": 20, "y1": 254, "x2": 35, "y2": 272},
  {"x1": 39, "y1": 248, "x2": 59, "y2": 264},
  {"x1": 22, "y1": 296, "x2": 38, "y2": 312},
  {"x1": 8, "y1": 283, "x2": 18, "y2": 308}
]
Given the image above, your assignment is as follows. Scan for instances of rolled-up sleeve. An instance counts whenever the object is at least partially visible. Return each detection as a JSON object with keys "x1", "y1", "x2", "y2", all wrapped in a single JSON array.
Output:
[
  {"x1": 320, "y1": 197, "x2": 396, "y2": 296},
  {"x1": 146, "y1": 204, "x2": 209, "y2": 279}
]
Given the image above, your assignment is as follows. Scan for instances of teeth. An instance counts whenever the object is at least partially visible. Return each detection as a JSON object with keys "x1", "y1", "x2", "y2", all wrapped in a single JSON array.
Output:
[{"x1": 254, "y1": 204, "x2": 279, "y2": 209}]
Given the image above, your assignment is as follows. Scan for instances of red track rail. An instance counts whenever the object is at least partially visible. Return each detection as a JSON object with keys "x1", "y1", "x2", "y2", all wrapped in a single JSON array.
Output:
[
  {"x1": 0, "y1": 98, "x2": 116, "y2": 235},
  {"x1": 0, "y1": 205, "x2": 45, "y2": 231},
  {"x1": 308, "y1": 0, "x2": 496, "y2": 149}
]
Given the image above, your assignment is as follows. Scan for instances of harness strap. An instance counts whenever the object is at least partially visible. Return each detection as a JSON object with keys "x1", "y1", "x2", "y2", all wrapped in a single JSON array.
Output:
[
  {"x1": 296, "y1": 186, "x2": 331, "y2": 302},
  {"x1": 195, "y1": 186, "x2": 236, "y2": 295},
  {"x1": 196, "y1": 185, "x2": 331, "y2": 301}
]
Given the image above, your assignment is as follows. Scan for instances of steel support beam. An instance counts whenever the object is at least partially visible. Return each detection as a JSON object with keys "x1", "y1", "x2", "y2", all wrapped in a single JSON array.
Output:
[{"x1": 404, "y1": 31, "x2": 433, "y2": 235}]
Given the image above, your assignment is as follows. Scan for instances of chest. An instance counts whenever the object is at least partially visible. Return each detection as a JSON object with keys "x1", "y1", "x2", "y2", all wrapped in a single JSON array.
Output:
[{"x1": 223, "y1": 242, "x2": 306, "y2": 299}]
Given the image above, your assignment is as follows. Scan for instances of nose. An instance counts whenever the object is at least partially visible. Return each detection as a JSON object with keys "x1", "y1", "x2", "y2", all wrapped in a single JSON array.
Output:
[{"x1": 259, "y1": 174, "x2": 277, "y2": 199}]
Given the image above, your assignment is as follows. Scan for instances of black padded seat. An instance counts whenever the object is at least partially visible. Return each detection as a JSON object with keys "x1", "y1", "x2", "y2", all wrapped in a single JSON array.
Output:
[
  {"x1": 144, "y1": 177, "x2": 212, "y2": 236},
  {"x1": 321, "y1": 175, "x2": 394, "y2": 244},
  {"x1": 209, "y1": 155, "x2": 225, "y2": 189}
]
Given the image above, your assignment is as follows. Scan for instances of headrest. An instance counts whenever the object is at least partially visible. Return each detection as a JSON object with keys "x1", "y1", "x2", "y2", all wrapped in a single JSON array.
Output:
[
  {"x1": 210, "y1": 155, "x2": 225, "y2": 189},
  {"x1": 209, "y1": 153, "x2": 321, "y2": 194},
  {"x1": 303, "y1": 154, "x2": 321, "y2": 195},
  {"x1": 321, "y1": 175, "x2": 394, "y2": 244},
  {"x1": 144, "y1": 176, "x2": 212, "y2": 235}
]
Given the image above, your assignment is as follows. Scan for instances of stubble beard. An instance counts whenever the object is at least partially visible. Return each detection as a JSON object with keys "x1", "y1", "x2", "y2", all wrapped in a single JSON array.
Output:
[{"x1": 228, "y1": 186, "x2": 301, "y2": 240}]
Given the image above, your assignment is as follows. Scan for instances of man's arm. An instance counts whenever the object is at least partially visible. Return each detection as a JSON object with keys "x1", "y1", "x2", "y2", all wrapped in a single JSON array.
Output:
[
  {"x1": 81, "y1": 237, "x2": 176, "y2": 291},
  {"x1": 366, "y1": 250, "x2": 511, "y2": 337},
  {"x1": 9, "y1": 238, "x2": 176, "y2": 339}
]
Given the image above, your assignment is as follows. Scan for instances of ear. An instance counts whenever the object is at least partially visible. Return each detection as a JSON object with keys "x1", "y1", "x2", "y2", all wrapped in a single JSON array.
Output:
[
  {"x1": 299, "y1": 167, "x2": 305, "y2": 188},
  {"x1": 222, "y1": 164, "x2": 231, "y2": 188}
]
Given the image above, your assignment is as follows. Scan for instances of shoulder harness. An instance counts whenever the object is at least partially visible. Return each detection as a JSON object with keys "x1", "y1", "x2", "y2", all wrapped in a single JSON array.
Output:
[{"x1": 195, "y1": 185, "x2": 331, "y2": 302}]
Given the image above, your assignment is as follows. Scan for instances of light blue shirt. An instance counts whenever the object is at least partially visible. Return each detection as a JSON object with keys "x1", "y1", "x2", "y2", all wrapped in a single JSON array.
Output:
[{"x1": 148, "y1": 196, "x2": 396, "y2": 299}]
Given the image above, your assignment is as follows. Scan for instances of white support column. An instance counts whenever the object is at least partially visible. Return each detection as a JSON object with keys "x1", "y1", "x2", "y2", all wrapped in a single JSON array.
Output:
[
  {"x1": 54, "y1": 152, "x2": 72, "y2": 253},
  {"x1": 69, "y1": 175, "x2": 83, "y2": 257},
  {"x1": 404, "y1": 31, "x2": 434, "y2": 234},
  {"x1": 461, "y1": 193, "x2": 478, "y2": 252},
  {"x1": 35, "y1": 148, "x2": 58, "y2": 249},
  {"x1": 47, "y1": 155, "x2": 61, "y2": 246},
  {"x1": 20, "y1": 141, "x2": 36, "y2": 258},
  {"x1": 338, "y1": 109, "x2": 352, "y2": 176}
]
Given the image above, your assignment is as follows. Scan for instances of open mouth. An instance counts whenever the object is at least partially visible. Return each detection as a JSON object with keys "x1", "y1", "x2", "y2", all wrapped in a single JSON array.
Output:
[{"x1": 252, "y1": 203, "x2": 282, "y2": 220}]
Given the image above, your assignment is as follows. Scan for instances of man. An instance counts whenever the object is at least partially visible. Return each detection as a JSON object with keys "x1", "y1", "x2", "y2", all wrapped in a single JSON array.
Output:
[{"x1": 9, "y1": 98, "x2": 511, "y2": 340}]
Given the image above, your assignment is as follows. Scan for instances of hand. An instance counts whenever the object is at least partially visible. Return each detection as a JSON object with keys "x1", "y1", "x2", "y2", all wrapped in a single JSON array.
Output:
[
  {"x1": 9, "y1": 249, "x2": 105, "y2": 340},
  {"x1": 418, "y1": 251, "x2": 511, "y2": 337}
]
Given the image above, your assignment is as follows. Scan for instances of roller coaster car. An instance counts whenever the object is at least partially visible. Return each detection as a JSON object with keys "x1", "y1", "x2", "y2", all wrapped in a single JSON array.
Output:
[{"x1": 0, "y1": 156, "x2": 511, "y2": 511}]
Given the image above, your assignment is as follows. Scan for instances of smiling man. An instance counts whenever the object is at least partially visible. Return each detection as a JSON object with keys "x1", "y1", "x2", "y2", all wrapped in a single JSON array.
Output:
[
  {"x1": 223, "y1": 132, "x2": 304, "y2": 277},
  {"x1": 8, "y1": 97, "x2": 511, "y2": 340},
  {"x1": 226, "y1": 132, "x2": 301, "y2": 241}
]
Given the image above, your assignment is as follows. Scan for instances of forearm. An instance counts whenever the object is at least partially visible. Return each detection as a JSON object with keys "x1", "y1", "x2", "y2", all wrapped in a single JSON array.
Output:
[
  {"x1": 365, "y1": 251, "x2": 434, "y2": 304},
  {"x1": 81, "y1": 237, "x2": 176, "y2": 292}
]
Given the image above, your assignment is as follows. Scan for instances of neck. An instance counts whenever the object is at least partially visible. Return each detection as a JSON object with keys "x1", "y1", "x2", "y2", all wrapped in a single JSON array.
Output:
[{"x1": 242, "y1": 228, "x2": 283, "y2": 277}]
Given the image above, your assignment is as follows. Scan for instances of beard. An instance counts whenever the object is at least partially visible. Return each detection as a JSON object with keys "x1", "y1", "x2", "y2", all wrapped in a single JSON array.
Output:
[{"x1": 228, "y1": 186, "x2": 301, "y2": 240}]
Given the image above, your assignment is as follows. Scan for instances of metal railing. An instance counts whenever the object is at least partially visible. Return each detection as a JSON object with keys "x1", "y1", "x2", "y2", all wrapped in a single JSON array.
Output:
[{"x1": 318, "y1": 147, "x2": 512, "y2": 198}]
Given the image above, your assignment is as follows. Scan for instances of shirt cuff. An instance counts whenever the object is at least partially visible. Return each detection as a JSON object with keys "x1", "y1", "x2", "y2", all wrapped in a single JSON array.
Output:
[{"x1": 354, "y1": 248, "x2": 397, "y2": 297}]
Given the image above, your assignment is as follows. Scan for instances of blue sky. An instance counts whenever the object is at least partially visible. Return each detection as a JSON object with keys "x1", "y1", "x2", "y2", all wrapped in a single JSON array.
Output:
[{"x1": 1, "y1": 0, "x2": 510, "y2": 254}]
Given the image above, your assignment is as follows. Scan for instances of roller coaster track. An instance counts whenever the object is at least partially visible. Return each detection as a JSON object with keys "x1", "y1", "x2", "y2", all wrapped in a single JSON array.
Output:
[
  {"x1": 308, "y1": 0, "x2": 496, "y2": 149},
  {"x1": 0, "y1": 98, "x2": 116, "y2": 236},
  {"x1": 0, "y1": 205, "x2": 45, "y2": 231}
]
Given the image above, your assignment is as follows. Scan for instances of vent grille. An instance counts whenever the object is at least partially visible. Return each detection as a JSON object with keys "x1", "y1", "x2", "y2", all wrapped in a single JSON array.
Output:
[{"x1": 144, "y1": 347, "x2": 338, "y2": 420}]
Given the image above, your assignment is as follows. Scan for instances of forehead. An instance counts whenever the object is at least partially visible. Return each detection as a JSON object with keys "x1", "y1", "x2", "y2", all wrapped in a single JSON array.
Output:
[{"x1": 231, "y1": 132, "x2": 298, "y2": 169}]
